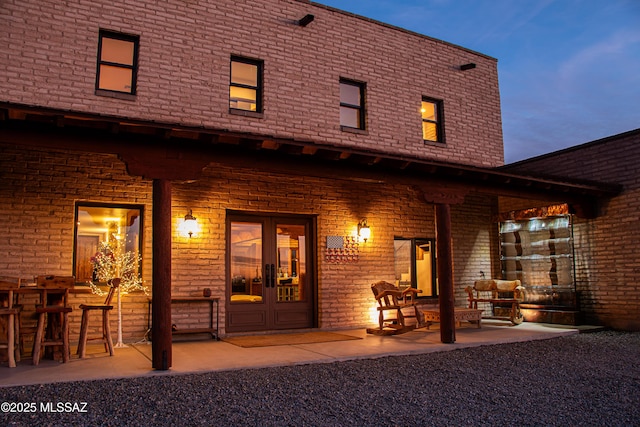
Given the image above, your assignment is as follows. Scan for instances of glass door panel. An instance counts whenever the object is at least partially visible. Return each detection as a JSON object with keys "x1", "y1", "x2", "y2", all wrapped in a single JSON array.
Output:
[
  {"x1": 227, "y1": 214, "x2": 315, "y2": 332},
  {"x1": 276, "y1": 224, "x2": 306, "y2": 302},
  {"x1": 229, "y1": 222, "x2": 263, "y2": 303},
  {"x1": 416, "y1": 240, "x2": 436, "y2": 297}
]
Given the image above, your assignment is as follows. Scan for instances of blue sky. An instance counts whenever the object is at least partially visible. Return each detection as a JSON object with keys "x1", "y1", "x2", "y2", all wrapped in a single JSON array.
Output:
[{"x1": 315, "y1": 0, "x2": 640, "y2": 163}]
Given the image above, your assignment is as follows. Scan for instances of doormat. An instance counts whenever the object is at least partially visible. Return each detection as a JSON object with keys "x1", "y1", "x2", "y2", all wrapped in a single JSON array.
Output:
[{"x1": 223, "y1": 332, "x2": 361, "y2": 348}]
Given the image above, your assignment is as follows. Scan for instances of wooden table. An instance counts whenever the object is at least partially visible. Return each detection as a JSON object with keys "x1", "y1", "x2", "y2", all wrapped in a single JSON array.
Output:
[
  {"x1": 422, "y1": 307, "x2": 482, "y2": 329},
  {"x1": 148, "y1": 296, "x2": 219, "y2": 340}
]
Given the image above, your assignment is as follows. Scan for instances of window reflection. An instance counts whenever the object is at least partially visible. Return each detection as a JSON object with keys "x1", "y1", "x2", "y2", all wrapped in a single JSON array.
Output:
[
  {"x1": 394, "y1": 238, "x2": 437, "y2": 297},
  {"x1": 277, "y1": 224, "x2": 305, "y2": 302},
  {"x1": 74, "y1": 204, "x2": 142, "y2": 283},
  {"x1": 230, "y1": 222, "x2": 263, "y2": 301}
]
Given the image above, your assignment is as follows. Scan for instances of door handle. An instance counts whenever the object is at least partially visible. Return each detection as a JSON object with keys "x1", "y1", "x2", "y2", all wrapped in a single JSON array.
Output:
[
  {"x1": 270, "y1": 264, "x2": 276, "y2": 287},
  {"x1": 265, "y1": 264, "x2": 271, "y2": 288}
]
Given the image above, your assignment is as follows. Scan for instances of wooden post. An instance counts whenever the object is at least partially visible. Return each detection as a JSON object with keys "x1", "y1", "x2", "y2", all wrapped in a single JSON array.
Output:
[
  {"x1": 436, "y1": 203, "x2": 456, "y2": 344},
  {"x1": 152, "y1": 179, "x2": 172, "y2": 370}
]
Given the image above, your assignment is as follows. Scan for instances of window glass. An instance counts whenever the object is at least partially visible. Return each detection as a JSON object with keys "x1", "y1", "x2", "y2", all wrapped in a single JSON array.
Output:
[
  {"x1": 394, "y1": 238, "x2": 437, "y2": 297},
  {"x1": 340, "y1": 106, "x2": 360, "y2": 129},
  {"x1": 421, "y1": 101, "x2": 436, "y2": 121},
  {"x1": 340, "y1": 83, "x2": 360, "y2": 106},
  {"x1": 74, "y1": 204, "x2": 143, "y2": 283},
  {"x1": 100, "y1": 38, "x2": 135, "y2": 65},
  {"x1": 229, "y1": 86, "x2": 257, "y2": 111},
  {"x1": 96, "y1": 31, "x2": 138, "y2": 94},
  {"x1": 422, "y1": 122, "x2": 437, "y2": 142},
  {"x1": 340, "y1": 80, "x2": 365, "y2": 129},
  {"x1": 98, "y1": 65, "x2": 133, "y2": 92},
  {"x1": 421, "y1": 98, "x2": 443, "y2": 143},
  {"x1": 231, "y1": 61, "x2": 258, "y2": 86},
  {"x1": 230, "y1": 57, "x2": 262, "y2": 112}
]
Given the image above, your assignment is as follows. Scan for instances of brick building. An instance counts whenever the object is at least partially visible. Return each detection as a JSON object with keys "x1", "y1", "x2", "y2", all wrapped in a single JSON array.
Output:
[
  {"x1": 502, "y1": 129, "x2": 640, "y2": 331},
  {"x1": 0, "y1": 0, "x2": 622, "y2": 368}
]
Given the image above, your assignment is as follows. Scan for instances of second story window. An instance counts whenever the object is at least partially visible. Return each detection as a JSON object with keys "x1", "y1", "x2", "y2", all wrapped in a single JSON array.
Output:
[
  {"x1": 96, "y1": 30, "x2": 139, "y2": 95},
  {"x1": 421, "y1": 98, "x2": 444, "y2": 143},
  {"x1": 230, "y1": 56, "x2": 263, "y2": 112},
  {"x1": 340, "y1": 79, "x2": 365, "y2": 130}
]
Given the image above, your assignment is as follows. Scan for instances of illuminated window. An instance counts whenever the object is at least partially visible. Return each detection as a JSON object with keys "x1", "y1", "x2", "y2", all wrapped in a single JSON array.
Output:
[
  {"x1": 74, "y1": 203, "x2": 143, "y2": 283},
  {"x1": 230, "y1": 57, "x2": 263, "y2": 112},
  {"x1": 394, "y1": 238, "x2": 438, "y2": 298},
  {"x1": 340, "y1": 79, "x2": 365, "y2": 130},
  {"x1": 96, "y1": 30, "x2": 139, "y2": 94},
  {"x1": 421, "y1": 98, "x2": 444, "y2": 143}
]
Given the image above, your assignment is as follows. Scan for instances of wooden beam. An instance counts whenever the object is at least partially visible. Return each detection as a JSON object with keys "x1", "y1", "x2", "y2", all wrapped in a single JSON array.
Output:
[
  {"x1": 435, "y1": 203, "x2": 456, "y2": 344},
  {"x1": 152, "y1": 179, "x2": 172, "y2": 370}
]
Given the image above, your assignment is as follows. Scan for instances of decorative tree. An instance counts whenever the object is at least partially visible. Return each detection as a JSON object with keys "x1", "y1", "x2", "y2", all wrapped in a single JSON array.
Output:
[{"x1": 89, "y1": 240, "x2": 148, "y2": 348}]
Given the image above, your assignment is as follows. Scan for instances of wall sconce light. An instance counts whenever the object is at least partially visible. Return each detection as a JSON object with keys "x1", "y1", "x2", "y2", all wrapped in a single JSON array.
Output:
[
  {"x1": 178, "y1": 209, "x2": 200, "y2": 238},
  {"x1": 298, "y1": 14, "x2": 315, "y2": 27},
  {"x1": 460, "y1": 63, "x2": 476, "y2": 71},
  {"x1": 358, "y1": 219, "x2": 370, "y2": 243}
]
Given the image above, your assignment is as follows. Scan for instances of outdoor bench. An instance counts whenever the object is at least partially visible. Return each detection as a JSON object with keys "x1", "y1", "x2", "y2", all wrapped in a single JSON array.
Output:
[{"x1": 465, "y1": 279, "x2": 525, "y2": 325}]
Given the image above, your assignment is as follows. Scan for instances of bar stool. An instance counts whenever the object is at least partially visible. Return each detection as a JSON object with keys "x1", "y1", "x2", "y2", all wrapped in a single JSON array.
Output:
[
  {"x1": 77, "y1": 278, "x2": 120, "y2": 358},
  {"x1": 0, "y1": 277, "x2": 21, "y2": 368},
  {"x1": 32, "y1": 275, "x2": 74, "y2": 365}
]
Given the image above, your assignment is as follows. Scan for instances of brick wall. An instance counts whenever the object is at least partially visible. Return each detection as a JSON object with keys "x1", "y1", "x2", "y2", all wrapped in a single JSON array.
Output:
[
  {"x1": 0, "y1": 0, "x2": 503, "y2": 167},
  {"x1": 503, "y1": 129, "x2": 640, "y2": 330},
  {"x1": 1, "y1": 143, "x2": 497, "y2": 341}
]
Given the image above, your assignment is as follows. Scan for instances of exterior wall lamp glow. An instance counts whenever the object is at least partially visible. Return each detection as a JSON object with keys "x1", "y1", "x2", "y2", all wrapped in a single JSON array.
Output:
[
  {"x1": 357, "y1": 219, "x2": 370, "y2": 243},
  {"x1": 178, "y1": 209, "x2": 200, "y2": 238}
]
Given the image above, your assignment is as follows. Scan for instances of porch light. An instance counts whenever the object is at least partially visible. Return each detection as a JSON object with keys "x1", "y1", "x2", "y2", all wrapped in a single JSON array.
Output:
[
  {"x1": 358, "y1": 219, "x2": 370, "y2": 243},
  {"x1": 179, "y1": 209, "x2": 200, "y2": 238}
]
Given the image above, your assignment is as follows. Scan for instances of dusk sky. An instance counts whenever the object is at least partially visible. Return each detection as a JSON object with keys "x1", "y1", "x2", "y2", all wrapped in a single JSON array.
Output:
[{"x1": 316, "y1": 0, "x2": 640, "y2": 163}]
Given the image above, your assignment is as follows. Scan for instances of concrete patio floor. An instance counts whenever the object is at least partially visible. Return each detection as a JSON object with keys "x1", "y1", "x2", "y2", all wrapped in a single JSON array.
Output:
[{"x1": 1, "y1": 321, "x2": 593, "y2": 388}]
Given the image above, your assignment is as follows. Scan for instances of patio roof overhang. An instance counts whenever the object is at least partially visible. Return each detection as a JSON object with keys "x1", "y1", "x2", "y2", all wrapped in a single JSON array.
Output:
[{"x1": 0, "y1": 102, "x2": 621, "y2": 218}]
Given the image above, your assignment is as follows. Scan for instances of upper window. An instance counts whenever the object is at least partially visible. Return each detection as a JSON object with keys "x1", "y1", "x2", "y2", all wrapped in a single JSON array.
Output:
[
  {"x1": 230, "y1": 56, "x2": 263, "y2": 112},
  {"x1": 96, "y1": 30, "x2": 139, "y2": 94},
  {"x1": 340, "y1": 79, "x2": 365, "y2": 130},
  {"x1": 421, "y1": 98, "x2": 444, "y2": 143}
]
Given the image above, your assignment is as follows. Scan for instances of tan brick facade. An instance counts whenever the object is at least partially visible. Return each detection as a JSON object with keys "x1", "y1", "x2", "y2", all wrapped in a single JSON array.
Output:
[
  {"x1": 0, "y1": 0, "x2": 503, "y2": 167},
  {"x1": 503, "y1": 129, "x2": 640, "y2": 331},
  {"x1": 2, "y1": 0, "x2": 632, "y2": 356},
  {"x1": 0, "y1": 143, "x2": 497, "y2": 341}
]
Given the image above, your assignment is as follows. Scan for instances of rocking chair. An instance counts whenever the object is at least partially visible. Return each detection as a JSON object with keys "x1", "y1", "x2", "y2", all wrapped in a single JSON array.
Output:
[{"x1": 366, "y1": 281, "x2": 423, "y2": 335}]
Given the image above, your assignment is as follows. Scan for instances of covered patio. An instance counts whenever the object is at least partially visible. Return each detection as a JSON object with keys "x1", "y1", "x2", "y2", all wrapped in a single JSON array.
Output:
[
  {"x1": 0, "y1": 321, "x2": 595, "y2": 387},
  {"x1": 0, "y1": 102, "x2": 618, "y2": 371}
]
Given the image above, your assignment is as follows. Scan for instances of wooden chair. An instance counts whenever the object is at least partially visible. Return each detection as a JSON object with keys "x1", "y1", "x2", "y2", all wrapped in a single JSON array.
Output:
[
  {"x1": 32, "y1": 275, "x2": 74, "y2": 365},
  {"x1": 0, "y1": 277, "x2": 21, "y2": 367},
  {"x1": 367, "y1": 281, "x2": 423, "y2": 335},
  {"x1": 77, "y1": 278, "x2": 120, "y2": 358}
]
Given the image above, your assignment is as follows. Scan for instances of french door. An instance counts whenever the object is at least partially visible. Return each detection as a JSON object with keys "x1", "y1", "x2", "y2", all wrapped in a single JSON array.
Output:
[{"x1": 226, "y1": 212, "x2": 316, "y2": 332}]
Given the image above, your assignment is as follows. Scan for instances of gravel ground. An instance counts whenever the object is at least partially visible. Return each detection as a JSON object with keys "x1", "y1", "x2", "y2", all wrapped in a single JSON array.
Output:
[{"x1": 1, "y1": 330, "x2": 639, "y2": 426}]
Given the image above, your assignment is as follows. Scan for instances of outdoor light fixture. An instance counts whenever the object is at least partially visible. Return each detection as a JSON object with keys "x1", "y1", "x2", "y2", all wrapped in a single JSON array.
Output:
[
  {"x1": 460, "y1": 63, "x2": 476, "y2": 71},
  {"x1": 178, "y1": 209, "x2": 200, "y2": 238},
  {"x1": 357, "y1": 219, "x2": 371, "y2": 243},
  {"x1": 298, "y1": 14, "x2": 315, "y2": 27}
]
